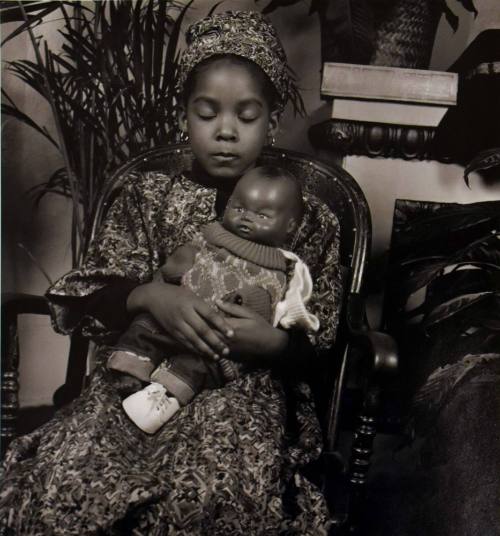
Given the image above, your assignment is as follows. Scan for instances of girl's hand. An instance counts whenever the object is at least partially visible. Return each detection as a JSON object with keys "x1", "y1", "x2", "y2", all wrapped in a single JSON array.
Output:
[
  {"x1": 215, "y1": 300, "x2": 289, "y2": 361},
  {"x1": 127, "y1": 281, "x2": 233, "y2": 359}
]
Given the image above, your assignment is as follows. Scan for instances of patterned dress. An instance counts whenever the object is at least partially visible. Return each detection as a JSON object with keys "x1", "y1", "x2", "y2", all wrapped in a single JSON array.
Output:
[{"x1": 0, "y1": 170, "x2": 343, "y2": 535}]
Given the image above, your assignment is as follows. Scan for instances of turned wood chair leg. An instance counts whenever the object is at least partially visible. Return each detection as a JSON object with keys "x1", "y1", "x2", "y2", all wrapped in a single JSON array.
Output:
[
  {"x1": 347, "y1": 384, "x2": 380, "y2": 532},
  {"x1": 1, "y1": 313, "x2": 20, "y2": 457}
]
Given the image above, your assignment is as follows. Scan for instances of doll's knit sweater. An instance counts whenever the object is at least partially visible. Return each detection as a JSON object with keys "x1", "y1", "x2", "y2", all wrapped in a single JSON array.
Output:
[{"x1": 182, "y1": 222, "x2": 288, "y2": 323}]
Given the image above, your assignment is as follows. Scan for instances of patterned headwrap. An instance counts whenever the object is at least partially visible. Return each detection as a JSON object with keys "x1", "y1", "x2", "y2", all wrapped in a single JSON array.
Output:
[{"x1": 178, "y1": 11, "x2": 299, "y2": 111}]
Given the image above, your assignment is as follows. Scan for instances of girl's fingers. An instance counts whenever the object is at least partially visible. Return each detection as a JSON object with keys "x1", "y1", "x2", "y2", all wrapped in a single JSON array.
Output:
[
  {"x1": 179, "y1": 318, "x2": 227, "y2": 359},
  {"x1": 195, "y1": 301, "x2": 234, "y2": 338},
  {"x1": 173, "y1": 330, "x2": 199, "y2": 356},
  {"x1": 215, "y1": 300, "x2": 256, "y2": 319}
]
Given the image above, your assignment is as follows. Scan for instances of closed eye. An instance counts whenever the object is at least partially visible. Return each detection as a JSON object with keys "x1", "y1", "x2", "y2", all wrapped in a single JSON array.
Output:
[
  {"x1": 239, "y1": 113, "x2": 259, "y2": 123},
  {"x1": 238, "y1": 102, "x2": 262, "y2": 123},
  {"x1": 193, "y1": 100, "x2": 217, "y2": 120},
  {"x1": 198, "y1": 111, "x2": 216, "y2": 120}
]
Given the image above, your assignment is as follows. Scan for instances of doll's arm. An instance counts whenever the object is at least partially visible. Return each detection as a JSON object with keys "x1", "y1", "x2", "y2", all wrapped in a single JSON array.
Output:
[{"x1": 156, "y1": 243, "x2": 200, "y2": 284}]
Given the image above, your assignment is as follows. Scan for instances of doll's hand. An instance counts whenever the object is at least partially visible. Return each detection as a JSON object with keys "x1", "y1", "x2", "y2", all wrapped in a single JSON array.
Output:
[
  {"x1": 215, "y1": 300, "x2": 288, "y2": 360},
  {"x1": 127, "y1": 281, "x2": 233, "y2": 359}
]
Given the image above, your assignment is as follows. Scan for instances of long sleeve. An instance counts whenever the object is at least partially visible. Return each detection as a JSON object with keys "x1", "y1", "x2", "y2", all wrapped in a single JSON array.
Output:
[
  {"x1": 293, "y1": 193, "x2": 343, "y2": 352},
  {"x1": 46, "y1": 171, "x2": 175, "y2": 338}
]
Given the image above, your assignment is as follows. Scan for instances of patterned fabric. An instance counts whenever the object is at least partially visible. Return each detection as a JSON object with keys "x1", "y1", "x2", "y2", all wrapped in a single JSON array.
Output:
[
  {"x1": 0, "y1": 169, "x2": 342, "y2": 535},
  {"x1": 178, "y1": 11, "x2": 295, "y2": 109},
  {"x1": 184, "y1": 224, "x2": 287, "y2": 318}
]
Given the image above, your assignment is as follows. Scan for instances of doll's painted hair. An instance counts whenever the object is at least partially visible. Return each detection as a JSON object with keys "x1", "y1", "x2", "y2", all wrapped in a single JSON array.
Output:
[{"x1": 250, "y1": 165, "x2": 304, "y2": 223}]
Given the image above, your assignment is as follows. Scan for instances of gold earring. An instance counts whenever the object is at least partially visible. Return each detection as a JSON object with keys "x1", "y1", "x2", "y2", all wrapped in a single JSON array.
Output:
[{"x1": 268, "y1": 134, "x2": 276, "y2": 146}]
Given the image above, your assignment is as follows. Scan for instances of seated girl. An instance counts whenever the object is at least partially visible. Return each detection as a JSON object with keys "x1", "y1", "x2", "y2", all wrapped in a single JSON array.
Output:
[{"x1": 0, "y1": 11, "x2": 343, "y2": 535}]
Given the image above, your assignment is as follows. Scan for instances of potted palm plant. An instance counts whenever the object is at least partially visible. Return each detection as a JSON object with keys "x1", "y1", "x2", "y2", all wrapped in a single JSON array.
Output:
[{"x1": 1, "y1": 0, "x2": 191, "y2": 267}]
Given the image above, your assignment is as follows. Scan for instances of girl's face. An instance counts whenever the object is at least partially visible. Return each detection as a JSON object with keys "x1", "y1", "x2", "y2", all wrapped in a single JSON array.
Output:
[{"x1": 180, "y1": 59, "x2": 279, "y2": 184}]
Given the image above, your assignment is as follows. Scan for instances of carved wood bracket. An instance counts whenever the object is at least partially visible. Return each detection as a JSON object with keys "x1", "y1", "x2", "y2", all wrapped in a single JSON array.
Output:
[{"x1": 308, "y1": 120, "x2": 448, "y2": 161}]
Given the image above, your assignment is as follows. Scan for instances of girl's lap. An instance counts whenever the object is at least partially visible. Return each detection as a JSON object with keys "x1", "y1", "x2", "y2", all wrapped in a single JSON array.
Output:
[{"x1": 1, "y1": 346, "x2": 327, "y2": 535}]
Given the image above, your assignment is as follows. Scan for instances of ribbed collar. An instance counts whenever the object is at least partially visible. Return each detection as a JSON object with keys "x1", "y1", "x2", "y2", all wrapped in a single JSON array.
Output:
[{"x1": 202, "y1": 222, "x2": 287, "y2": 271}]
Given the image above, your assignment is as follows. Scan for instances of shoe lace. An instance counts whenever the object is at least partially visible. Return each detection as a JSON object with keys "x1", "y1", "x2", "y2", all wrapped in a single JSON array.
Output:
[{"x1": 147, "y1": 385, "x2": 168, "y2": 412}]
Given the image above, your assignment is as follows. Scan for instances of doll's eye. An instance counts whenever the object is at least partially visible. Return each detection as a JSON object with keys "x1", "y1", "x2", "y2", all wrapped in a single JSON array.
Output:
[{"x1": 258, "y1": 213, "x2": 270, "y2": 219}]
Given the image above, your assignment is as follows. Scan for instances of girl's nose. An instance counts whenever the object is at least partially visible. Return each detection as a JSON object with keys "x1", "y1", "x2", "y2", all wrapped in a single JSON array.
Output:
[{"x1": 216, "y1": 115, "x2": 238, "y2": 141}]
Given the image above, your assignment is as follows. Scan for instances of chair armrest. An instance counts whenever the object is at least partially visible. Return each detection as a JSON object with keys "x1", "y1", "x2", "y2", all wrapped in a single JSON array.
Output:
[
  {"x1": 345, "y1": 291, "x2": 398, "y2": 378},
  {"x1": 349, "y1": 329, "x2": 398, "y2": 379},
  {"x1": 2, "y1": 292, "x2": 50, "y2": 317}
]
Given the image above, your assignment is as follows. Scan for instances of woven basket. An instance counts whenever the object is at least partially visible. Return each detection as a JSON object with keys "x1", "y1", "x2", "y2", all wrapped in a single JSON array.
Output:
[{"x1": 370, "y1": 0, "x2": 441, "y2": 68}]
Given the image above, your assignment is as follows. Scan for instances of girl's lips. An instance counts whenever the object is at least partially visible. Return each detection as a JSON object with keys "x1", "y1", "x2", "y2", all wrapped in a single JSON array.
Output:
[{"x1": 211, "y1": 153, "x2": 238, "y2": 162}]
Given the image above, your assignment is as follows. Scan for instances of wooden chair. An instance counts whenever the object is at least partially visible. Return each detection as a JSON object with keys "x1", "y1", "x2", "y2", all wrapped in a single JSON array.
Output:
[{"x1": 1, "y1": 144, "x2": 397, "y2": 533}]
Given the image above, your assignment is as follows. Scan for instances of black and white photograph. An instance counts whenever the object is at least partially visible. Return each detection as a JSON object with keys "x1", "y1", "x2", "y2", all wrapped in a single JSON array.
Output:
[{"x1": 1, "y1": 0, "x2": 499, "y2": 534}]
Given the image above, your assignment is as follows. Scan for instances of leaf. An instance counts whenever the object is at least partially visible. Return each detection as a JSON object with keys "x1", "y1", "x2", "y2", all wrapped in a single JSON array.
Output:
[
  {"x1": 398, "y1": 231, "x2": 500, "y2": 296},
  {"x1": 26, "y1": 167, "x2": 71, "y2": 205},
  {"x1": 423, "y1": 291, "x2": 494, "y2": 328},
  {"x1": 440, "y1": 0, "x2": 477, "y2": 32},
  {"x1": 208, "y1": 1, "x2": 225, "y2": 16},
  {"x1": 163, "y1": 0, "x2": 193, "y2": 92},
  {"x1": 0, "y1": 1, "x2": 60, "y2": 23},
  {"x1": 261, "y1": 0, "x2": 304, "y2": 15},
  {"x1": 16, "y1": 242, "x2": 53, "y2": 285},
  {"x1": 406, "y1": 267, "x2": 500, "y2": 320},
  {"x1": 0, "y1": 2, "x2": 80, "y2": 44},
  {"x1": 464, "y1": 147, "x2": 500, "y2": 187},
  {"x1": 390, "y1": 199, "x2": 500, "y2": 262},
  {"x1": 152, "y1": 0, "x2": 167, "y2": 99},
  {"x1": 441, "y1": 0, "x2": 459, "y2": 32},
  {"x1": 1, "y1": 101, "x2": 59, "y2": 148},
  {"x1": 457, "y1": 0, "x2": 478, "y2": 16}
]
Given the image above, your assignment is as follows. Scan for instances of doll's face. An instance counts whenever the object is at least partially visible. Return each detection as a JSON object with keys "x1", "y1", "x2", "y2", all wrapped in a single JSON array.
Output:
[
  {"x1": 223, "y1": 169, "x2": 299, "y2": 247},
  {"x1": 179, "y1": 58, "x2": 279, "y2": 184}
]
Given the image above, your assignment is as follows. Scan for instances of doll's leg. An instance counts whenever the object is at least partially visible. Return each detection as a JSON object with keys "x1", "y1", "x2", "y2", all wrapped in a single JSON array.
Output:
[
  {"x1": 122, "y1": 354, "x2": 229, "y2": 434},
  {"x1": 150, "y1": 353, "x2": 227, "y2": 405},
  {"x1": 107, "y1": 313, "x2": 177, "y2": 395}
]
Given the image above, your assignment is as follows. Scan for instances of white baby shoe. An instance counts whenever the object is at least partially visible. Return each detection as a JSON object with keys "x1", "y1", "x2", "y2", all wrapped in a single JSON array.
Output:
[{"x1": 122, "y1": 382, "x2": 180, "y2": 434}]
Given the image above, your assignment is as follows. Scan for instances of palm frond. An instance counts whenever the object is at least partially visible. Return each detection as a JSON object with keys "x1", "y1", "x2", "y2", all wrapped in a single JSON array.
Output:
[
  {"x1": 1, "y1": 100, "x2": 59, "y2": 148},
  {"x1": 3, "y1": 0, "x2": 187, "y2": 267}
]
